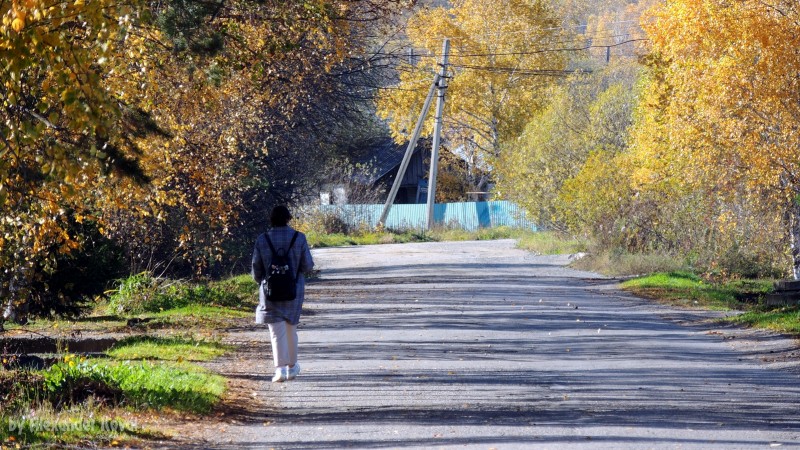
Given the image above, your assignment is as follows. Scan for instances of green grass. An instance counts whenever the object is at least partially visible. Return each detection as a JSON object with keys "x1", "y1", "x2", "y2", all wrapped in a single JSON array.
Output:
[
  {"x1": 425, "y1": 225, "x2": 526, "y2": 242},
  {"x1": 107, "y1": 336, "x2": 231, "y2": 362},
  {"x1": 724, "y1": 306, "x2": 800, "y2": 335},
  {"x1": 107, "y1": 273, "x2": 247, "y2": 315},
  {"x1": 0, "y1": 405, "x2": 157, "y2": 446},
  {"x1": 621, "y1": 271, "x2": 773, "y2": 310},
  {"x1": 210, "y1": 274, "x2": 258, "y2": 302},
  {"x1": 40, "y1": 358, "x2": 226, "y2": 413},
  {"x1": 306, "y1": 229, "x2": 430, "y2": 247},
  {"x1": 306, "y1": 226, "x2": 590, "y2": 256},
  {"x1": 1, "y1": 355, "x2": 222, "y2": 446},
  {"x1": 0, "y1": 274, "x2": 248, "y2": 447},
  {"x1": 142, "y1": 305, "x2": 251, "y2": 330}
]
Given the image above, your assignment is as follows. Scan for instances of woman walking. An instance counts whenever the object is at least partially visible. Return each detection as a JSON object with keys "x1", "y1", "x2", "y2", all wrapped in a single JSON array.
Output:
[{"x1": 252, "y1": 205, "x2": 314, "y2": 382}]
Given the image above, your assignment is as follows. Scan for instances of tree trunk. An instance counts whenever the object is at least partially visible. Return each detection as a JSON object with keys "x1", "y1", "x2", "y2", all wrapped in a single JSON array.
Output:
[{"x1": 790, "y1": 197, "x2": 800, "y2": 280}]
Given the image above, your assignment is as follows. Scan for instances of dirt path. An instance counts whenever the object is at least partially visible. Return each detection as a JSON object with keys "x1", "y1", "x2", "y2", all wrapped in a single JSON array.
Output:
[{"x1": 170, "y1": 240, "x2": 800, "y2": 449}]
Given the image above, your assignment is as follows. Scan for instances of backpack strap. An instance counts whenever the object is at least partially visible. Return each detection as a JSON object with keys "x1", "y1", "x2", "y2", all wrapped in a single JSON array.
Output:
[
  {"x1": 287, "y1": 231, "x2": 299, "y2": 253},
  {"x1": 264, "y1": 233, "x2": 277, "y2": 255},
  {"x1": 265, "y1": 231, "x2": 299, "y2": 261}
]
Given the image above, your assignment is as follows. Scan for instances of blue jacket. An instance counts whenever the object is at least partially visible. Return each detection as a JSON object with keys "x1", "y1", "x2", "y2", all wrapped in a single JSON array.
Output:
[{"x1": 251, "y1": 226, "x2": 314, "y2": 325}]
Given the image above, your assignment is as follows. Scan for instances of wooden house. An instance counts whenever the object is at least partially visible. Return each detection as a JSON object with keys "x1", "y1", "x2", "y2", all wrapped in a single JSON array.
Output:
[{"x1": 320, "y1": 138, "x2": 431, "y2": 205}]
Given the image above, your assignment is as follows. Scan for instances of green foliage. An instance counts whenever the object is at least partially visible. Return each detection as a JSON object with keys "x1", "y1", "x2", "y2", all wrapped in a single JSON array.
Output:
[
  {"x1": 154, "y1": 0, "x2": 225, "y2": 54},
  {"x1": 495, "y1": 62, "x2": 641, "y2": 230},
  {"x1": 40, "y1": 358, "x2": 225, "y2": 413},
  {"x1": 621, "y1": 272, "x2": 773, "y2": 310},
  {"x1": 726, "y1": 307, "x2": 800, "y2": 335},
  {"x1": 210, "y1": 274, "x2": 258, "y2": 303},
  {"x1": 107, "y1": 272, "x2": 241, "y2": 314},
  {"x1": 107, "y1": 336, "x2": 231, "y2": 362},
  {"x1": 146, "y1": 305, "x2": 251, "y2": 330}
]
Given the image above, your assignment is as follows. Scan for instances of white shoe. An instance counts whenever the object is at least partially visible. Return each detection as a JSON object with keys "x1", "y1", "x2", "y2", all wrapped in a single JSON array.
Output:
[
  {"x1": 272, "y1": 367, "x2": 288, "y2": 383},
  {"x1": 287, "y1": 363, "x2": 301, "y2": 380}
]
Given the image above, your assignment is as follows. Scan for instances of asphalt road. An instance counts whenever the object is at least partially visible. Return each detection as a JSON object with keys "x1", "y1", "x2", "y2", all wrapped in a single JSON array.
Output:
[{"x1": 185, "y1": 240, "x2": 800, "y2": 449}]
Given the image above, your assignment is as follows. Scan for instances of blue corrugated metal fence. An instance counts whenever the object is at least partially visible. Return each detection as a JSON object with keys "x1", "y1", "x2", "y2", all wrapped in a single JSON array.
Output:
[{"x1": 318, "y1": 201, "x2": 536, "y2": 231}]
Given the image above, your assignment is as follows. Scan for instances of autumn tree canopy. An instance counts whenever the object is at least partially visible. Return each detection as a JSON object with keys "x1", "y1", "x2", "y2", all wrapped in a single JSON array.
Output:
[
  {"x1": 376, "y1": 0, "x2": 567, "y2": 192},
  {"x1": 629, "y1": 0, "x2": 800, "y2": 276},
  {"x1": 0, "y1": 0, "x2": 409, "y2": 323}
]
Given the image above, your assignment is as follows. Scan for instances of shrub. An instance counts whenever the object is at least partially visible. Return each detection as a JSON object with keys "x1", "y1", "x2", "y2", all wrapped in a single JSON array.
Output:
[{"x1": 107, "y1": 272, "x2": 242, "y2": 314}]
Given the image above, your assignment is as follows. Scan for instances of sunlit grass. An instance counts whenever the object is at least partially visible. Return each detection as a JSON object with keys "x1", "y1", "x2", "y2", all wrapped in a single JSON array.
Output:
[
  {"x1": 0, "y1": 403, "x2": 158, "y2": 446},
  {"x1": 107, "y1": 336, "x2": 231, "y2": 362},
  {"x1": 306, "y1": 229, "x2": 430, "y2": 247},
  {"x1": 622, "y1": 271, "x2": 773, "y2": 310},
  {"x1": 725, "y1": 306, "x2": 800, "y2": 335},
  {"x1": 307, "y1": 226, "x2": 579, "y2": 253},
  {"x1": 143, "y1": 305, "x2": 250, "y2": 330},
  {"x1": 39, "y1": 358, "x2": 226, "y2": 414}
]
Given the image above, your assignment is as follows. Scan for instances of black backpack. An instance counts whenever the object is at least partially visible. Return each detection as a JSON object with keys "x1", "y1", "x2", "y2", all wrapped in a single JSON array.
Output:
[{"x1": 264, "y1": 231, "x2": 299, "y2": 302}]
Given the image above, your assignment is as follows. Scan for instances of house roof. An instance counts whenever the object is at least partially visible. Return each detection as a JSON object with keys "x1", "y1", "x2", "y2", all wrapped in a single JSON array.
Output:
[{"x1": 355, "y1": 137, "x2": 427, "y2": 185}]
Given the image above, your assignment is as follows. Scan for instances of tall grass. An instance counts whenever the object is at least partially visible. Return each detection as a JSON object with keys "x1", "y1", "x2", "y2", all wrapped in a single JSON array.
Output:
[
  {"x1": 572, "y1": 249, "x2": 686, "y2": 277},
  {"x1": 515, "y1": 231, "x2": 589, "y2": 255},
  {"x1": 107, "y1": 272, "x2": 253, "y2": 315}
]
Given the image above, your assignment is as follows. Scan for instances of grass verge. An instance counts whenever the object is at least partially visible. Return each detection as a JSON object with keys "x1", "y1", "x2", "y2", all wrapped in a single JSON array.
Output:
[
  {"x1": 621, "y1": 271, "x2": 800, "y2": 337},
  {"x1": 516, "y1": 231, "x2": 589, "y2": 255},
  {"x1": 621, "y1": 271, "x2": 774, "y2": 310},
  {"x1": 1, "y1": 404, "x2": 158, "y2": 446},
  {"x1": 107, "y1": 336, "x2": 231, "y2": 362},
  {"x1": 1, "y1": 274, "x2": 245, "y2": 446},
  {"x1": 40, "y1": 357, "x2": 226, "y2": 413},
  {"x1": 306, "y1": 226, "x2": 590, "y2": 257},
  {"x1": 723, "y1": 306, "x2": 800, "y2": 335},
  {"x1": 306, "y1": 229, "x2": 430, "y2": 247},
  {"x1": 572, "y1": 250, "x2": 686, "y2": 277},
  {"x1": 143, "y1": 305, "x2": 251, "y2": 330}
]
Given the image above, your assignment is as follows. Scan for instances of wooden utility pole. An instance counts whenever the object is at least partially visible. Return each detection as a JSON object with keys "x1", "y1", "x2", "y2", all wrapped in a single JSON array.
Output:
[
  {"x1": 377, "y1": 73, "x2": 441, "y2": 228},
  {"x1": 425, "y1": 38, "x2": 450, "y2": 230}
]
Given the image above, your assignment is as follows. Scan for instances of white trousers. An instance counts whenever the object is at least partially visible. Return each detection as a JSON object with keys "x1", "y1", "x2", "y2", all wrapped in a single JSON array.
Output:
[{"x1": 268, "y1": 320, "x2": 298, "y2": 368}]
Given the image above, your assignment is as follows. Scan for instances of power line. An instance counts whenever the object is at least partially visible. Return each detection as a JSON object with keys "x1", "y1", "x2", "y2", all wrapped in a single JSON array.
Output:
[
  {"x1": 429, "y1": 36, "x2": 647, "y2": 59},
  {"x1": 369, "y1": 29, "x2": 647, "y2": 62},
  {"x1": 361, "y1": 35, "x2": 647, "y2": 67}
]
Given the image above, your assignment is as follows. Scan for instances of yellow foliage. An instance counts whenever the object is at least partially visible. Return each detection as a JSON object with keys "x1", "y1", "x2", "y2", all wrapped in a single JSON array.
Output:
[{"x1": 377, "y1": 0, "x2": 567, "y2": 162}]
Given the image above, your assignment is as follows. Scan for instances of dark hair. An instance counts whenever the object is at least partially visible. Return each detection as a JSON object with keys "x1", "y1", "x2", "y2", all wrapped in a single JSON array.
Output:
[{"x1": 270, "y1": 205, "x2": 293, "y2": 227}]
